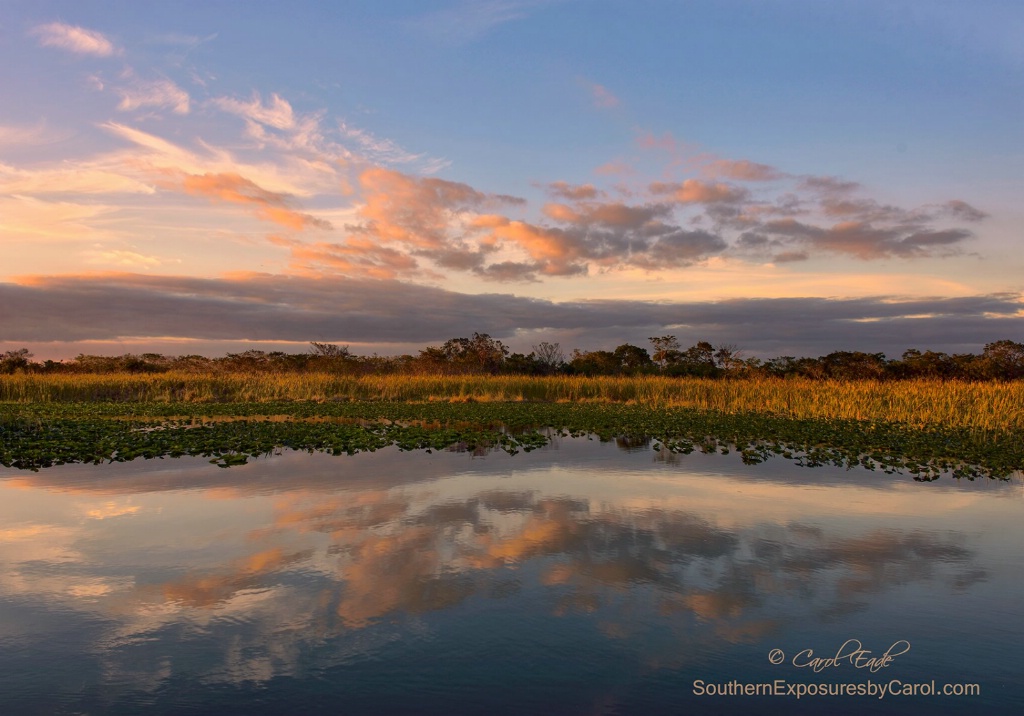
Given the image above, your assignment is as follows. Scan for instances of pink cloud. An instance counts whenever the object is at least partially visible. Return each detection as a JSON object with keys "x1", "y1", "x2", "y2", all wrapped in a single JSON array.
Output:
[
  {"x1": 942, "y1": 200, "x2": 987, "y2": 222},
  {"x1": 212, "y1": 93, "x2": 296, "y2": 130},
  {"x1": 587, "y1": 82, "x2": 620, "y2": 109},
  {"x1": 758, "y1": 218, "x2": 974, "y2": 260},
  {"x1": 772, "y1": 251, "x2": 809, "y2": 263},
  {"x1": 180, "y1": 172, "x2": 332, "y2": 231},
  {"x1": 798, "y1": 175, "x2": 861, "y2": 195},
  {"x1": 0, "y1": 195, "x2": 119, "y2": 243},
  {"x1": 650, "y1": 179, "x2": 748, "y2": 205},
  {"x1": 73, "y1": 96, "x2": 990, "y2": 286},
  {"x1": 0, "y1": 123, "x2": 70, "y2": 148},
  {"x1": 636, "y1": 131, "x2": 680, "y2": 153},
  {"x1": 269, "y1": 235, "x2": 419, "y2": 280},
  {"x1": 477, "y1": 194, "x2": 726, "y2": 277},
  {"x1": 489, "y1": 221, "x2": 586, "y2": 275},
  {"x1": 703, "y1": 159, "x2": 784, "y2": 182},
  {"x1": 354, "y1": 167, "x2": 514, "y2": 249},
  {"x1": 819, "y1": 197, "x2": 907, "y2": 223},
  {"x1": 542, "y1": 201, "x2": 670, "y2": 228},
  {"x1": 542, "y1": 202, "x2": 579, "y2": 223},
  {"x1": 32, "y1": 22, "x2": 118, "y2": 56},
  {"x1": 117, "y1": 78, "x2": 190, "y2": 115},
  {"x1": 0, "y1": 163, "x2": 153, "y2": 195},
  {"x1": 467, "y1": 214, "x2": 511, "y2": 230},
  {"x1": 82, "y1": 248, "x2": 164, "y2": 269},
  {"x1": 594, "y1": 161, "x2": 632, "y2": 176},
  {"x1": 547, "y1": 181, "x2": 601, "y2": 200}
]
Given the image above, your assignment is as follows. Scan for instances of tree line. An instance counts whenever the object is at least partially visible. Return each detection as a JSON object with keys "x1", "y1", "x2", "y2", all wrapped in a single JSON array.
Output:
[{"x1": 2, "y1": 336, "x2": 1024, "y2": 381}]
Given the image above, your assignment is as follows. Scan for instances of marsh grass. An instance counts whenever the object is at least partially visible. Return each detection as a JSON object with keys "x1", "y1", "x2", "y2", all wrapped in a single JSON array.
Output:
[{"x1": 2, "y1": 372, "x2": 1022, "y2": 431}]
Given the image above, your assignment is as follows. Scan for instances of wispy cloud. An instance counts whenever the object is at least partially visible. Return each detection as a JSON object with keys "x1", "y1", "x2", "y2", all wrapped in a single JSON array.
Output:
[
  {"x1": 0, "y1": 196, "x2": 119, "y2": 243},
  {"x1": 209, "y1": 94, "x2": 448, "y2": 175},
  {"x1": 413, "y1": 0, "x2": 540, "y2": 44},
  {"x1": 116, "y1": 77, "x2": 190, "y2": 115},
  {"x1": 0, "y1": 122, "x2": 71, "y2": 148},
  {"x1": 101, "y1": 121, "x2": 339, "y2": 197},
  {"x1": 31, "y1": 22, "x2": 119, "y2": 57},
  {"x1": 180, "y1": 172, "x2": 333, "y2": 231},
  {"x1": 0, "y1": 163, "x2": 153, "y2": 195},
  {"x1": 583, "y1": 80, "x2": 620, "y2": 109},
  {"x1": 145, "y1": 32, "x2": 217, "y2": 48},
  {"x1": 82, "y1": 248, "x2": 165, "y2": 269},
  {"x1": 212, "y1": 92, "x2": 296, "y2": 131},
  {"x1": 338, "y1": 121, "x2": 446, "y2": 169},
  {"x1": 95, "y1": 116, "x2": 339, "y2": 233},
  {"x1": 102, "y1": 122, "x2": 196, "y2": 165}
]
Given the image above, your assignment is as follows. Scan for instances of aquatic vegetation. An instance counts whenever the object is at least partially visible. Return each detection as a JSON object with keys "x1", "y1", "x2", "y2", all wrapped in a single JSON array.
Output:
[
  {"x1": 3, "y1": 373, "x2": 1021, "y2": 476},
  {"x1": 2, "y1": 401, "x2": 1021, "y2": 479}
]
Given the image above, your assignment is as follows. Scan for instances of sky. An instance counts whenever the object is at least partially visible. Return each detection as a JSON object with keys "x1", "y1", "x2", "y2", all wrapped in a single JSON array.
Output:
[{"x1": 2, "y1": 0, "x2": 1023, "y2": 360}]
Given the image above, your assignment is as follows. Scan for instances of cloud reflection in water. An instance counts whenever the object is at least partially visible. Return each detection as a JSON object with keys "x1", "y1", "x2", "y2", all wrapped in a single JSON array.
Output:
[{"x1": 0, "y1": 437, "x2": 1018, "y2": 712}]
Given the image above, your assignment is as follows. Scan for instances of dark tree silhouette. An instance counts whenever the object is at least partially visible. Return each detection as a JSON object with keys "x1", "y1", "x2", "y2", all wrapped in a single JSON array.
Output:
[{"x1": 532, "y1": 341, "x2": 565, "y2": 374}]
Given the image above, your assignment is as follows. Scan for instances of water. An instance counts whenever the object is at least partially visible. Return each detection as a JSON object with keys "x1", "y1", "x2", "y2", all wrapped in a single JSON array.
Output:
[{"x1": 1, "y1": 436, "x2": 1021, "y2": 715}]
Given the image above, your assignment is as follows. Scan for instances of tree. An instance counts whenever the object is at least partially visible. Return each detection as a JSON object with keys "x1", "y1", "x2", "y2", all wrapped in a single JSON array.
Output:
[
  {"x1": 416, "y1": 345, "x2": 452, "y2": 373},
  {"x1": 532, "y1": 341, "x2": 565, "y2": 374},
  {"x1": 503, "y1": 352, "x2": 541, "y2": 374},
  {"x1": 763, "y1": 355, "x2": 799, "y2": 377},
  {"x1": 1, "y1": 348, "x2": 33, "y2": 374},
  {"x1": 898, "y1": 349, "x2": 954, "y2": 379},
  {"x1": 309, "y1": 342, "x2": 351, "y2": 358},
  {"x1": 648, "y1": 335, "x2": 681, "y2": 368},
  {"x1": 466, "y1": 333, "x2": 509, "y2": 373},
  {"x1": 419, "y1": 333, "x2": 509, "y2": 374},
  {"x1": 172, "y1": 354, "x2": 215, "y2": 371},
  {"x1": 612, "y1": 343, "x2": 653, "y2": 374},
  {"x1": 713, "y1": 344, "x2": 744, "y2": 371},
  {"x1": 121, "y1": 354, "x2": 161, "y2": 373},
  {"x1": 819, "y1": 351, "x2": 888, "y2": 380},
  {"x1": 568, "y1": 349, "x2": 620, "y2": 376},
  {"x1": 684, "y1": 341, "x2": 715, "y2": 366},
  {"x1": 308, "y1": 342, "x2": 354, "y2": 373},
  {"x1": 982, "y1": 339, "x2": 1024, "y2": 379}
]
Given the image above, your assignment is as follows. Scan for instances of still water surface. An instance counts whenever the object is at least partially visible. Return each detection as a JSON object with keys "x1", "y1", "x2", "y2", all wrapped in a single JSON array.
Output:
[{"x1": 1, "y1": 436, "x2": 1022, "y2": 715}]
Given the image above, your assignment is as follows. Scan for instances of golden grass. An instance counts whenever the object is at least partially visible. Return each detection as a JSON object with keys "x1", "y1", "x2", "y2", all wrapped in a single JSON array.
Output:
[{"x1": 1, "y1": 372, "x2": 1022, "y2": 431}]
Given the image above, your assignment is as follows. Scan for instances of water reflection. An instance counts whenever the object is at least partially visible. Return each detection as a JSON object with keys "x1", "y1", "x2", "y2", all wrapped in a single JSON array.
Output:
[{"x1": 1, "y1": 438, "x2": 1022, "y2": 714}]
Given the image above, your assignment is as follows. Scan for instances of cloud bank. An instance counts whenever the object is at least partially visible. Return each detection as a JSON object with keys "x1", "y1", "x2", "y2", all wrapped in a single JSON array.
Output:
[{"x1": 2, "y1": 274, "x2": 1020, "y2": 358}]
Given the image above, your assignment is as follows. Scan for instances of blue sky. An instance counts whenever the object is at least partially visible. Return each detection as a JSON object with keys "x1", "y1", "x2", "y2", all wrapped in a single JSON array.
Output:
[{"x1": 1, "y1": 0, "x2": 1022, "y2": 359}]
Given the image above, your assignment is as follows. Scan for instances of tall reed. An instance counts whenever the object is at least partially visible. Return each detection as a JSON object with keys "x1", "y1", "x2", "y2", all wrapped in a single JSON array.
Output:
[{"x1": 1, "y1": 372, "x2": 1021, "y2": 431}]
